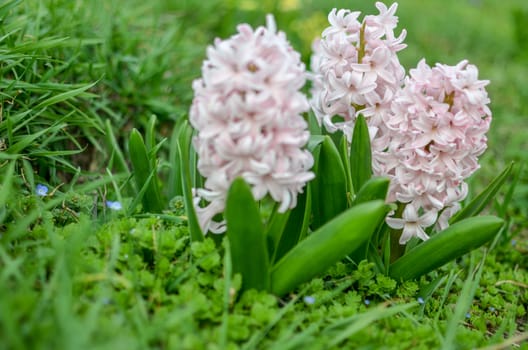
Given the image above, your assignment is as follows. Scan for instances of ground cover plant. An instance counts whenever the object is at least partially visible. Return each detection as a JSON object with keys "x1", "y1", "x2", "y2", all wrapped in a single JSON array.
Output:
[{"x1": 1, "y1": 0, "x2": 527, "y2": 349}]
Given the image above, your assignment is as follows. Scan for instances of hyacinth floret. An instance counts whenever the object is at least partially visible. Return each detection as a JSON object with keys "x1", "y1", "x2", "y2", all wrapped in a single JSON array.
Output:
[{"x1": 190, "y1": 15, "x2": 314, "y2": 234}]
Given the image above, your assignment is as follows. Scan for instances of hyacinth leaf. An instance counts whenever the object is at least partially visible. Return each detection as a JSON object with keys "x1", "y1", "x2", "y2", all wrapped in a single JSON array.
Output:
[
  {"x1": 128, "y1": 128, "x2": 164, "y2": 213},
  {"x1": 167, "y1": 118, "x2": 185, "y2": 198},
  {"x1": 352, "y1": 176, "x2": 390, "y2": 206},
  {"x1": 145, "y1": 115, "x2": 157, "y2": 159},
  {"x1": 339, "y1": 134, "x2": 354, "y2": 198},
  {"x1": 270, "y1": 200, "x2": 388, "y2": 296},
  {"x1": 310, "y1": 135, "x2": 348, "y2": 229},
  {"x1": 272, "y1": 186, "x2": 311, "y2": 264},
  {"x1": 449, "y1": 162, "x2": 513, "y2": 224},
  {"x1": 348, "y1": 176, "x2": 390, "y2": 263},
  {"x1": 177, "y1": 120, "x2": 203, "y2": 242},
  {"x1": 307, "y1": 134, "x2": 325, "y2": 153},
  {"x1": 226, "y1": 178, "x2": 270, "y2": 292},
  {"x1": 389, "y1": 216, "x2": 504, "y2": 281},
  {"x1": 350, "y1": 114, "x2": 372, "y2": 193},
  {"x1": 308, "y1": 110, "x2": 322, "y2": 135},
  {"x1": 266, "y1": 205, "x2": 291, "y2": 262}
]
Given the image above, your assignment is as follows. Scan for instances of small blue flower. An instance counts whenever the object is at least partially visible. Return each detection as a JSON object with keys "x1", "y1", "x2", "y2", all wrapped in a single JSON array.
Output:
[
  {"x1": 511, "y1": 239, "x2": 517, "y2": 247},
  {"x1": 106, "y1": 200, "x2": 122, "y2": 211},
  {"x1": 465, "y1": 312, "x2": 471, "y2": 319},
  {"x1": 417, "y1": 297, "x2": 425, "y2": 305},
  {"x1": 303, "y1": 296, "x2": 316, "y2": 305},
  {"x1": 36, "y1": 184, "x2": 48, "y2": 197},
  {"x1": 364, "y1": 299, "x2": 371, "y2": 305},
  {"x1": 489, "y1": 307, "x2": 496, "y2": 312}
]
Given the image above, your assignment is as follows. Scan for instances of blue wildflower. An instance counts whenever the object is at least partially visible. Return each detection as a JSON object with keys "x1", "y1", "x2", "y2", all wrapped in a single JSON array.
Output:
[
  {"x1": 106, "y1": 200, "x2": 123, "y2": 211},
  {"x1": 417, "y1": 297, "x2": 425, "y2": 305},
  {"x1": 364, "y1": 299, "x2": 371, "y2": 305},
  {"x1": 36, "y1": 184, "x2": 48, "y2": 197},
  {"x1": 465, "y1": 312, "x2": 471, "y2": 319},
  {"x1": 303, "y1": 296, "x2": 316, "y2": 305}
]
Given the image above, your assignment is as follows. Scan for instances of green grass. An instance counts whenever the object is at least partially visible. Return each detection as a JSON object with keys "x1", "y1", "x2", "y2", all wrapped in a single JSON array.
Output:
[{"x1": 0, "y1": 0, "x2": 527, "y2": 349}]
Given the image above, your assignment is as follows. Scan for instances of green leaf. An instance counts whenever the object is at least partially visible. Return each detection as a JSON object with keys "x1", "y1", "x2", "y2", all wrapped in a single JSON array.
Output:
[
  {"x1": 350, "y1": 114, "x2": 372, "y2": 193},
  {"x1": 177, "y1": 120, "x2": 203, "y2": 242},
  {"x1": 167, "y1": 118, "x2": 185, "y2": 198},
  {"x1": 338, "y1": 135, "x2": 354, "y2": 198},
  {"x1": 310, "y1": 135, "x2": 348, "y2": 229},
  {"x1": 449, "y1": 162, "x2": 513, "y2": 224},
  {"x1": 104, "y1": 119, "x2": 129, "y2": 175},
  {"x1": 352, "y1": 176, "x2": 389, "y2": 205},
  {"x1": 389, "y1": 216, "x2": 504, "y2": 281},
  {"x1": 308, "y1": 110, "x2": 322, "y2": 135},
  {"x1": 34, "y1": 80, "x2": 98, "y2": 109},
  {"x1": 272, "y1": 186, "x2": 312, "y2": 263},
  {"x1": 266, "y1": 204, "x2": 291, "y2": 263},
  {"x1": 226, "y1": 178, "x2": 270, "y2": 292},
  {"x1": 128, "y1": 128, "x2": 164, "y2": 213},
  {"x1": 271, "y1": 200, "x2": 388, "y2": 296}
]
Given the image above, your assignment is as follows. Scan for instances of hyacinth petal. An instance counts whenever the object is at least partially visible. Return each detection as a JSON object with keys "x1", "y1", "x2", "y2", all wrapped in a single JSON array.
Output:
[{"x1": 190, "y1": 15, "x2": 313, "y2": 234}]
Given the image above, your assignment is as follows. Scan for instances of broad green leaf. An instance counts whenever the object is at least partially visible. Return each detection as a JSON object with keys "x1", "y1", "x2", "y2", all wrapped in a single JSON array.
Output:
[
  {"x1": 177, "y1": 120, "x2": 203, "y2": 242},
  {"x1": 307, "y1": 134, "x2": 325, "y2": 153},
  {"x1": 272, "y1": 186, "x2": 311, "y2": 263},
  {"x1": 128, "y1": 128, "x2": 164, "y2": 213},
  {"x1": 266, "y1": 204, "x2": 291, "y2": 263},
  {"x1": 348, "y1": 177, "x2": 390, "y2": 263},
  {"x1": 226, "y1": 178, "x2": 270, "y2": 292},
  {"x1": 390, "y1": 216, "x2": 504, "y2": 281},
  {"x1": 308, "y1": 110, "x2": 322, "y2": 135},
  {"x1": 352, "y1": 176, "x2": 389, "y2": 205},
  {"x1": 350, "y1": 114, "x2": 372, "y2": 193},
  {"x1": 271, "y1": 200, "x2": 388, "y2": 296},
  {"x1": 310, "y1": 135, "x2": 348, "y2": 229},
  {"x1": 449, "y1": 162, "x2": 513, "y2": 224}
]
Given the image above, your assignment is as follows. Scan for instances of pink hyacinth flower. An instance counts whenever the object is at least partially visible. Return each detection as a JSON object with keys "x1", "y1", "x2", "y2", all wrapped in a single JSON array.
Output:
[
  {"x1": 190, "y1": 15, "x2": 314, "y2": 234},
  {"x1": 384, "y1": 59, "x2": 491, "y2": 243}
]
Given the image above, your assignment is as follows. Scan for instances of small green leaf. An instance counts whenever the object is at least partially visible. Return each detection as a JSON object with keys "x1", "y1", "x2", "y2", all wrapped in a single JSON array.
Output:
[
  {"x1": 308, "y1": 110, "x2": 322, "y2": 135},
  {"x1": 310, "y1": 135, "x2": 348, "y2": 229},
  {"x1": 177, "y1": 120, "x2": 203, "y2": 242},
  {"x1": 450, "y1": 162, "x2": 513, "y2": 224},
  {"x1": 129, "y1": 128, "x2": 164, "y2": 213},
  {"x1": 350, "y1": 114, "x2": 372, "y2": 193},
  {"x1": 271, "y1": 200, "x2": 388, "y2": 296},
  {"x1": 272, "y1": 186, "x2": 311, "y2": 263},
  {"x1": 226, "y1": 178, "x2": 270, "y2": 292},
  {"x1": 352, "y1": 176, "x2": 389, "y2": 205},
  {"x1": 390, "y1": 216, "x2": 504, "y2": 281},
  {"x1": 265, "y1": 204, "x2": 291, "y2": 263}
]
